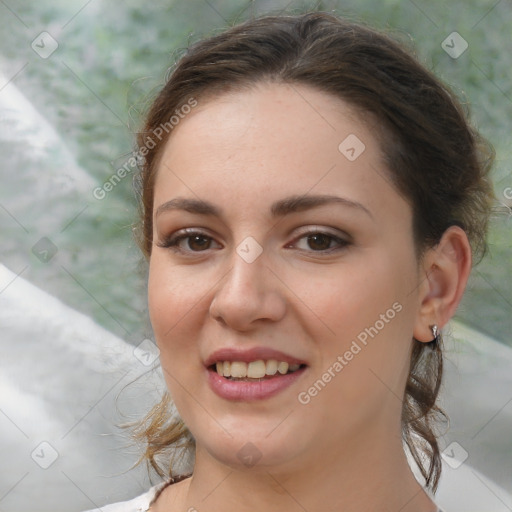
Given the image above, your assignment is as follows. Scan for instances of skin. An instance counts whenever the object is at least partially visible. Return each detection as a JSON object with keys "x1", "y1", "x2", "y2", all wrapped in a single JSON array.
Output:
[{"x1": 147, "y1": 82, "x2": 471, "y2": 512}]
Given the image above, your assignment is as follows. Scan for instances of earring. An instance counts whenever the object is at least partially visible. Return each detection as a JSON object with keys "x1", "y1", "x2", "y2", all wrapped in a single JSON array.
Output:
[{"x1": 429, "y1": 324, "x2": 439, "y2": 343}]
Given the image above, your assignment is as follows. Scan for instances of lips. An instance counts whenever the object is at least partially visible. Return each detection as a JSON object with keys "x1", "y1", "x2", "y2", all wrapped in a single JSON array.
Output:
[{"x1": 204, "y1": 346, "x2": 308, "y2": 401}]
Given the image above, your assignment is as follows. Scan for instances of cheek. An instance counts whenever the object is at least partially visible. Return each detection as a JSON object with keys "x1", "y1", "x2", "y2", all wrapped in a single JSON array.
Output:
[
  {"x1": 293, "y1": 255, "x2": 407, "y2": 338},
  {"x1": 147, "y1": 258, "x2": 206, "y2": 403},
  {"x1": 295, "y1": 252, "x2": 417, "y2": 393},
  {"x1": 148, "y1": 257, "x2": 200, "y2": 333},
  {"x1": 147, "y1": 257, "x2": 207, "y2": 372}
]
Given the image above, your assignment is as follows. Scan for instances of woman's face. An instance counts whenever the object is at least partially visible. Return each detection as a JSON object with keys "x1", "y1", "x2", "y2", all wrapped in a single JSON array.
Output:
[{"x1": 148, "y1": 83, "x2": 424, "y2": 472}]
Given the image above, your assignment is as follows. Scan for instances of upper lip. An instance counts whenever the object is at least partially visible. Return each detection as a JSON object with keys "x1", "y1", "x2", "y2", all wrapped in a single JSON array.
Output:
[{"x1": 204, "y1": 347, "x2": 308, "y2": 368}]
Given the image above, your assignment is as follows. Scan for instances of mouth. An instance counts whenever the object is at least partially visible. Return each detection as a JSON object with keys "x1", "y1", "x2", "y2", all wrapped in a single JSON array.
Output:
[
  {"x1": 206, "y1": 355, "x2": 308, "y2": 401},
  {"x1": 204, "y1": 347, "x2": 309, "y2": 400},
  {"x1": 209, "y1": 359, "x2": 307, "y2": 381}
]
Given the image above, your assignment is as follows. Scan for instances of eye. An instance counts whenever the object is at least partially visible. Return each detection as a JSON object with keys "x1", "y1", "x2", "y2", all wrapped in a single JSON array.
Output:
[
  {"x1": 156, "y1": 229, "x2": 220, "y2": 253},
  {"x1": 288, "y1": 229, "x2": 351, "y2": 253},
  {"x1": 157, "y1": 227, "x2": 351, "y2": 255}
]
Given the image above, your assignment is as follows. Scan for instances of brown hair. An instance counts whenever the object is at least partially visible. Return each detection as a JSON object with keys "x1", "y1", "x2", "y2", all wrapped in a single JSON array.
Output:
[{"x1": 131, "y1": 11, "x2": 495, "y2": 491}]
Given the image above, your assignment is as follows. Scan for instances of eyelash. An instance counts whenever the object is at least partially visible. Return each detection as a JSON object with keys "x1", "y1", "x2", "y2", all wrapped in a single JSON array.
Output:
[{"x1": 156, "y1": 227, "x2": 351, "y2": 255}]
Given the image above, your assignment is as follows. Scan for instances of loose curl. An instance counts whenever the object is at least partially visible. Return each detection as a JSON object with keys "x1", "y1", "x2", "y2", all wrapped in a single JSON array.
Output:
[{"x1": 130, "y1": 11, "x2": 495, "y2": 492}]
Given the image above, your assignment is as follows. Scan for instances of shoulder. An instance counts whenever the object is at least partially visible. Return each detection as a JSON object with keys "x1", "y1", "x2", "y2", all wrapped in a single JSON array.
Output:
[{"x1": 81, "y1": 478, "x2": 172, "y2": 512}]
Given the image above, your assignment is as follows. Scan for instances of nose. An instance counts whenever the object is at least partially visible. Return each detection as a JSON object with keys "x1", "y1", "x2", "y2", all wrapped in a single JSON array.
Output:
[{"x1": 209, "y1": 248, "x2": 287, "y2": 331}]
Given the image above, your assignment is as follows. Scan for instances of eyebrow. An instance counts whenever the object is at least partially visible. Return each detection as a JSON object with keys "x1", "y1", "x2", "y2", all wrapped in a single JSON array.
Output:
[{"x1": 155, "y1": 194, "x2": 373, "y2": 221}]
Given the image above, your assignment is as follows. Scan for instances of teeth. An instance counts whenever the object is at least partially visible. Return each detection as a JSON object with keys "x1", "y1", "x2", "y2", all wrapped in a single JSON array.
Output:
[
  {"x1": 247, "y1": 360, "x2": 266, "y2": 378},
  {"x1": 277, "y1": 361, "x2": 289, "y2": 375},
  {"x1": 230, "y1": 361, "x2": 247, "y2": 378},
  {"x1": 266, "y1": 359, "x2": 278, "y2": 375},
  {"x1": 213, "y1": 359, "x2": 303, "y2": 378}
]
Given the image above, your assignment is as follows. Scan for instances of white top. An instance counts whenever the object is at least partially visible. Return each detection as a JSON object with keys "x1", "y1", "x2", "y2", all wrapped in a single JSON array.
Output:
[{"x1": 83, "y1": 478, "x2": 173, "y2": 512}]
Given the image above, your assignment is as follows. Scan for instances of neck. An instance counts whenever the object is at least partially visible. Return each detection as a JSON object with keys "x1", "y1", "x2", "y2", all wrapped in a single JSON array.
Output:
[{"x1": 179, "y1": 423, "x2": 438, "y2": 512}]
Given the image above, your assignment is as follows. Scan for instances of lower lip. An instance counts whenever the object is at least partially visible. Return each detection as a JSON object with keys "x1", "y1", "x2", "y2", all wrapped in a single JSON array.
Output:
[{"x1": 207, "y1": 366, "x2": 307, "y2": 401}]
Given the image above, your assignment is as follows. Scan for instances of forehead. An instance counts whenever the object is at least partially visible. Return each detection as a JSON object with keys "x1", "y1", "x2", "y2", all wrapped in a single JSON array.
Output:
[{"x1": 153, "y1": 82, "x2": 406, "y2": 222}]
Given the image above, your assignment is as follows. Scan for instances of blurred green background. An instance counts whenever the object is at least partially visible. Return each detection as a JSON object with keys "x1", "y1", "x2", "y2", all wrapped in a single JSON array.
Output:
[{"x1": 0, "y1": 0, "x2": 510, "y2": 345}]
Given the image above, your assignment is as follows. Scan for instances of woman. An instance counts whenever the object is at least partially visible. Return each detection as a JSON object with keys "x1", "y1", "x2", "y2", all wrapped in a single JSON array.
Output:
[{"x1": 87, "y1": 11, "x2": 494, "y2": 512}]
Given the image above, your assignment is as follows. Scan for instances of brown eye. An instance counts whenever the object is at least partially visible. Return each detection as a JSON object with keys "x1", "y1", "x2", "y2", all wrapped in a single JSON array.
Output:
[
  {"x1": 186, "y1": 234, "x2": 212, "y2": 251},
  {"x1": 306, "y1": 233, "x2": 334, "y2": 251},
  {"x1": 157, "y1": 230, "x2": 220, "y2": 253},
  {"x1": 290, "y1": 230, "x2": 350, "y2": 253}
]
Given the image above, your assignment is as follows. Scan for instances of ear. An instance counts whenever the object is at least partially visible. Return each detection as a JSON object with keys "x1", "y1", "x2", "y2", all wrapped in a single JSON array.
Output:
[{"x1": 413, "y1": 225, "x2": 472, "y2": 343}]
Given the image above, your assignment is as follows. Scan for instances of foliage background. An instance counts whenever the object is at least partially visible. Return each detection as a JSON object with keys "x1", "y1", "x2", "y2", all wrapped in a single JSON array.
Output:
[{"x1": 0, "y1": 0, "x2": 510, "y2": 344}]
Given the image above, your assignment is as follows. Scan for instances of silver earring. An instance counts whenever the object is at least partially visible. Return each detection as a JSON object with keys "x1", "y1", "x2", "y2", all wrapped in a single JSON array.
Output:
[{"x1": 429, "y1": 324, "x2": 439, "y2": 343}]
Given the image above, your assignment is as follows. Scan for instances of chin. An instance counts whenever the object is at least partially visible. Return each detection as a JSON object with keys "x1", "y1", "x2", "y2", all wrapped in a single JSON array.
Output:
[{"x1": 194, "y1": 421, "x2": 309, "y2": 472}]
